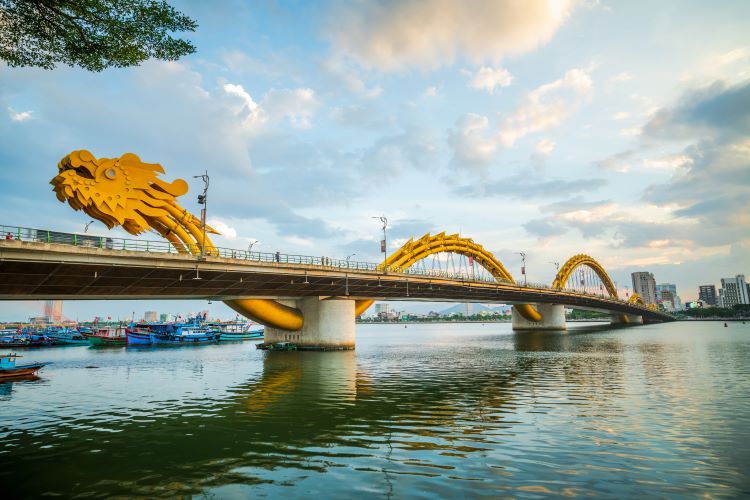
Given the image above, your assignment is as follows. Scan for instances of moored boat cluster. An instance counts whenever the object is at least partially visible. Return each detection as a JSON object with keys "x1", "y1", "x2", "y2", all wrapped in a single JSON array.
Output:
[{"x1": 0, "y1": 319, "x2": 264, "y2": 348}]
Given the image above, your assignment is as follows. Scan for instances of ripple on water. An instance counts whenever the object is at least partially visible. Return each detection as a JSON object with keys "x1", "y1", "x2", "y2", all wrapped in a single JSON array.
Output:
[{"x1": 1, "y1": 322, "x2": 749, "y2": 497}]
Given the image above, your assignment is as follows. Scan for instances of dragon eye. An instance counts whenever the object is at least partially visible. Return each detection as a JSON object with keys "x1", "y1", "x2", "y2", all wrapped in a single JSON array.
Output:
[{"x1": 105, "y1": 168, "x2": 117, "y2": 179}]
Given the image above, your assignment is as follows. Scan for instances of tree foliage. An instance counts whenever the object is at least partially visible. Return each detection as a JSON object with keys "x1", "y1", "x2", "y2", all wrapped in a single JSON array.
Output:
[{"x1": 0, "y1": 0, "x2": 197, "y2": 71}]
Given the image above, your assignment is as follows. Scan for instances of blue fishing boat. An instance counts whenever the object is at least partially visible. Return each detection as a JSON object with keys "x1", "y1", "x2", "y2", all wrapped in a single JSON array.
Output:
[
  {"x1": 149, "y1": 325, "x2": 220, "y2": 345},
  {"x1": 0, "y1": 353, "x2": 50, "y2": 378},
  {"x1": 46, "y1": 326, "x2": 89, "y2": 345},
  {"x1": 125, "y1": 322, "x2": 176, "y2": 345},
  {"x1": 0, "y1": 330, "x2": 56, "y2": 348},
  {"x1": 206, "y1": 321, "x2": 264, "y2": 341}
]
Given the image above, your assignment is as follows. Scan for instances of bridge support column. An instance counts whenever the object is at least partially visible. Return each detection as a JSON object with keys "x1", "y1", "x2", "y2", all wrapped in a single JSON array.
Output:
[
  {"x1": 611, "y1": 313, "x2": 643, "y2": 325},
  {"x1": 264, "y1": 297, "x2": 355, "y2": 350},
  {"x1": 512, "y1": 303, "x2": 566, "y2": 331}
]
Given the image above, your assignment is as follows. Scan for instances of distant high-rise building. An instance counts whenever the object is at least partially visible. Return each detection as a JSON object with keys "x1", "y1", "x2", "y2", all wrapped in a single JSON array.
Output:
[
  {"x1": 719, "y1": 275, "x2": 749, "y2": 308},
  {"x1": 375, "y1": 304, "x2": 389, "y2": 315},
  {"x1": 463, "y1": 303, "x2": 473, "y2": 316},
  {"x1": 144, "y1": 310, "x2": 159, "y2": 322},
  {"x1": 656, "y1": 283, "x2": 681, "y2": 310},
  {"x1": 631, "y1": 272, "x2": 657, "y2": 305},
  {"x1": 658, "y1": 290, "x2": 676, "y2": 311},
  {"x1": 44, "y1": 300, "x2": 63, "y2": 323},
  {"x1": 698, "y1": 285, "x2": 717, "y2": 306}
]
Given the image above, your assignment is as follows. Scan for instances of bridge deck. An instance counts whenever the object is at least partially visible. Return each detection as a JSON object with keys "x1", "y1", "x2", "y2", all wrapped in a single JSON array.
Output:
[{"x1": 0, "y1": 240, "x2": 672, "y2": 322}]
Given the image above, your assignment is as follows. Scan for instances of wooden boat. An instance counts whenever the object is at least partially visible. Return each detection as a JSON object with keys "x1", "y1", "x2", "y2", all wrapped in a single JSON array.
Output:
[
  {"x1": 206, "y1": 321, "x2": 264, "y2": 341},
  {"x1": 256, "y1": 342, "x2": 297, "y2": 351},
  {"x1": 125, "y1": 325, "x2": 153, "y2": 345},
  {"x1": 0, "y1": 353, "x2": 50, "y2": 378},
  {"x1": 150, "y1": 325, "x2": 220, "y2": 345},
  {"x1": 83, "y1": 325, "x2": 127, "y2": 346},
  {"x1": 0, "y1": 330, "x2": 56, "y2": 348},
  {"x1": 46, "y1": 326, "x2": 89, "y2": 345}
]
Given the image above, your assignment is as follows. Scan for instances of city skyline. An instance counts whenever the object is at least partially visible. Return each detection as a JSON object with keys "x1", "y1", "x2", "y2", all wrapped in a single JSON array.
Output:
[{"x1": 1, "y1": 1, "x2": 749, "y2": 320}]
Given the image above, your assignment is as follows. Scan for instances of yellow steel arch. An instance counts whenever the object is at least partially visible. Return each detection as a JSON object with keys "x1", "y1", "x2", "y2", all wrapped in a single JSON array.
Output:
[
  {"x1": 552, "y1": 254, "x2": 618, "y2": 298},
  {"x1": 379, "y1": 232, "x2": 514, "y2": 281},
  {"x1": 373, "y1": 233, "x2": 542, "y2": 322}
]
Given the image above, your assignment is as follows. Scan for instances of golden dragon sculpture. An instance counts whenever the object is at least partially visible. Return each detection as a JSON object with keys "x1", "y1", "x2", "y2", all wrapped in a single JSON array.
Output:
[{"x1": 50, "y1": 149, "x2": 357, "y2": 330}]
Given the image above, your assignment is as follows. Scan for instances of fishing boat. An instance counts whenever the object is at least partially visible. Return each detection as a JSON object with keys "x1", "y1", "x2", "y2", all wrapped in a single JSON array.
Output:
[
  {"x1": 0, "y1": 353, "x2": 50, "y2": 378},
  {"x1": 84, "y1": 325, "x2": 127, "y2": 346},
  {"x1": 206, "y1": 321, "x2": 264, "y2": 341},
  {"x1": 46, "y1": 326, "x2": 89, "y2": 345},
  {"x1": 0, "y1": 330, "x2": 56, "y2": 348},
  {"x1": 125, "y1": 322, "x2": 178, "y2": 345},
  {"x1": 125, "y1": 324, "x2": 153, "y2": 345},
  {"x1": 150, "y1": 325, "x2": 220, "y2": 345}
]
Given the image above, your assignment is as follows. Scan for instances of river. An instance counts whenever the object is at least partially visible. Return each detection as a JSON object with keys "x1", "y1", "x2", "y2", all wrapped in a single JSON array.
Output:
[{"x1": 1, "y1": 321, "x2": 749, "y2": 498}]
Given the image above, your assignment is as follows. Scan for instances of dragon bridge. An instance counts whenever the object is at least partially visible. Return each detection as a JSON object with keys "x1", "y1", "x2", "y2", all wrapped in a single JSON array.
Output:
[{"x1": 50, "y1": 150, "x2": 653, "y2": 332}]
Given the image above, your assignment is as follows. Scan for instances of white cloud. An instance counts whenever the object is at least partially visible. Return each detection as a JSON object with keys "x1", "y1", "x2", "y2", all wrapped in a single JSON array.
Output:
[
  {"x1": 261, "y1": 88, "x2": 320, "y2": 128},
  {"x1": 609, "y1": 71, "x2": 632, "y2": 83},
  {"x1": 499, "y1": 68, "x2": 593, "y2": 147},
  {"x1": 448, "y1": 113, "x2": 498, "y2": 167},
  {"x1": 642, "y1": 154, "x2": 693, "y2": 170},
  {"x1": 468, "y1": 66, "x2": 513, "y2": 94},
  {"x1": 612, "y1": 111, "x2": 630, "y2": 120},
  {"x1": 208, "y1": 219, "x2": 238, "y2": 240},
  {"x1": 222, "y1": 83, "x2": 267, "y2": 130},
  {"x1": 423, "y1": 85, "x2": 440, "y2": 97},
  {"x1": 8, "y1": 108, "x2": 32, "y2": 122},
  {"x1": 619, "y1": 127, "x2": 641, "y2": 137},
  {"x1": 719, "y1": 48, "x2": 747, "y2": 65},
  {"x1": 327, "y1": 0, "x2": 576, "y2": 71},
  {"x1": 535, "y1": 138, "x2": 556, "y2": 156}
]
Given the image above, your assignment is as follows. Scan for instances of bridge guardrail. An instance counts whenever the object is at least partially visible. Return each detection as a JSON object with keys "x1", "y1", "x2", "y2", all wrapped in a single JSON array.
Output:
[{"x1": 0, "y1": 223, "x2": 665, "y2": 315}]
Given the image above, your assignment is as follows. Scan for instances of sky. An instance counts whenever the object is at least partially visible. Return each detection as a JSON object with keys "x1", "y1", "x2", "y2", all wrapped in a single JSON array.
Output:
[{"x1": 1, "y1": 0, "x2": 749, "y2": 321}]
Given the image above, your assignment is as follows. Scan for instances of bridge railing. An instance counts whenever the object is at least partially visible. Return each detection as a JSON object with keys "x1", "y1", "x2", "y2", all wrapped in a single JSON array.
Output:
[{"x1": 0, "y1": 223, "x2": 663, "y2": 313}]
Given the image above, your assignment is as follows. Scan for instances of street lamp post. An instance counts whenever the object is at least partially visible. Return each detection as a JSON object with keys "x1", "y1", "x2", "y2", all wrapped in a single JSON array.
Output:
[
  {"x1": 247, "y1": 239, "x2": 260, "y2": 253},
  {"x1": 193, "y1": 171, "x2": 209, "y2": 258},
  {"x1": 518, "y1": 252, "x2": 527, "y2": 286},
  {"x1": 84, "y1": 220, "x2": 94, "y2": 233},
  {"x1": 346, "y1": 253, "x2": 356, "y2": 262},
  {"x1": 372, "y1": 215, "x2": 388, "y2": 273}
]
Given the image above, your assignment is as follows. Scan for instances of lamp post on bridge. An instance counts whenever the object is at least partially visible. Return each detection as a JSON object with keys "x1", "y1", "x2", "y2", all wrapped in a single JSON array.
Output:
[
  {"x1": 84, "y1": 220, "x2": 94, "y2": 233},
  {"x1": 372, "y1": 215, "x2": 388, "y2": 273},
  {"x1": 193, "y1": 171, "x2": 209, "y2": 259},
  {"x1": 518, "y1": 252, "x2": 527, "y2": 286}
]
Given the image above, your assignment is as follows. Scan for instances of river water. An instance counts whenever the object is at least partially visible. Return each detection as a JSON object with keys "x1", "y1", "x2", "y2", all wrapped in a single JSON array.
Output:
[{"x1": 1, "y1": 321, "x2": 749, "y2": 498}]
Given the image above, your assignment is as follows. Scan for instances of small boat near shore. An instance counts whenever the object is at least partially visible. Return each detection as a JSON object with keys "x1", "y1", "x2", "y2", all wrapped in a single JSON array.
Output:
[
  {"x1": 0, "y1": 353, "x2": 50, "y2": 378},
  {"x1": 256, "y1": 342, "x2": 297, "y2": 351}
]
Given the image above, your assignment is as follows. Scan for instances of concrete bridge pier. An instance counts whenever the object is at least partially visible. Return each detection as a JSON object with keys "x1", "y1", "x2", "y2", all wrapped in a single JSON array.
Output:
[
  {"x1": 264, "y1": 297, "x2": 355, "y2": 350},
  {"x1": 611, "y1": 313, "x2": 644, "y2": 325},
  {"x1": 512, "y1": 303, "x2": 567, "y2": 331}
]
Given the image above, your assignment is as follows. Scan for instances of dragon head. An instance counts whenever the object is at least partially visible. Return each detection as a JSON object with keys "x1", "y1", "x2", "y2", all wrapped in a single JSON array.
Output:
[{"x1": 51, "y1": 150, "x2": 214, "y2": 238}]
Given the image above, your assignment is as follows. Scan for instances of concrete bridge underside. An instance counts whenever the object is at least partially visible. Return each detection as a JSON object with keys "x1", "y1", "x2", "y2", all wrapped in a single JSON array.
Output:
[{"x1": 0, "y1": 241, "x2": 671, "y2": 348}]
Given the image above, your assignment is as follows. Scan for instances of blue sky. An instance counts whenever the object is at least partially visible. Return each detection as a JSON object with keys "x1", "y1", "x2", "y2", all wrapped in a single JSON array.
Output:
[{"x1": 1, "y1": 0, "x2": 749, "y2": 320}]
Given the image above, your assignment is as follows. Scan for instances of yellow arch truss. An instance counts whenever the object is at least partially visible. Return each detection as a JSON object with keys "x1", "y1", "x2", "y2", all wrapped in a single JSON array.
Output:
[
  {"x1": 374, "y1": 233, "x2": 542, "y2": 322},
  {"x1": 380, "y1": 232, "x2": 513, "y2": 281},
  {"x1": 552, "y1": 254, "x2": 618, "y2": 298}
]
